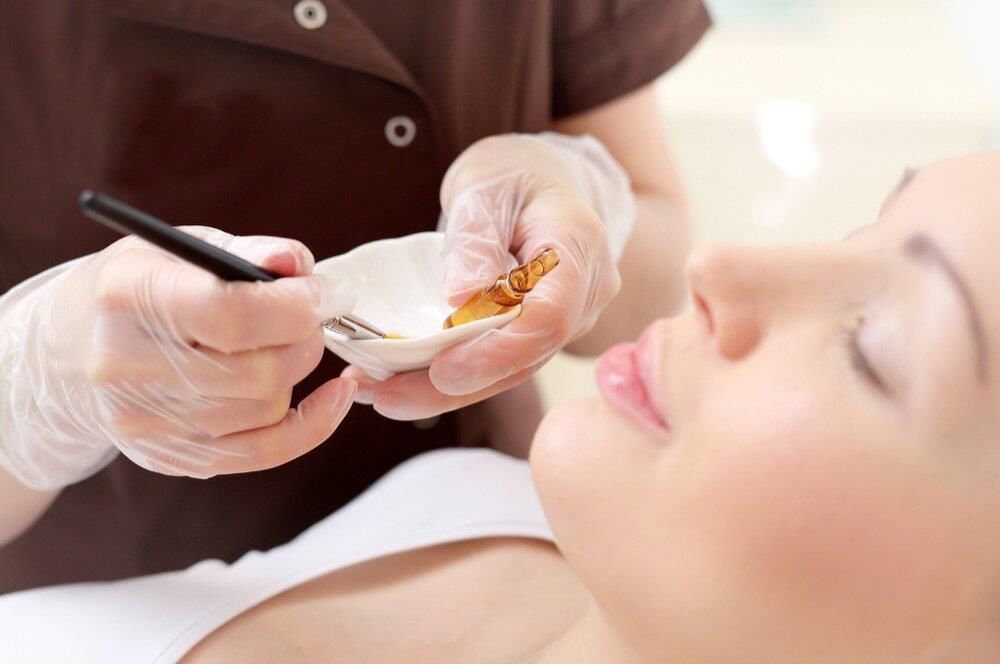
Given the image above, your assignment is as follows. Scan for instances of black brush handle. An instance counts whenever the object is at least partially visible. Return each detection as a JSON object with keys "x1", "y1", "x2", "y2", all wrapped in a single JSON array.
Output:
[{"x1": 79, "y1": 191, "x2": 280, "y2": 282}]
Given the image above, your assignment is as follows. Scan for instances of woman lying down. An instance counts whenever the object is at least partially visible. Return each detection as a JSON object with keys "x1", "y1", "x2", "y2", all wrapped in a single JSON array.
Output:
[{"x1": 4, "y1": 150, "x2": 1000, "y2": 663}]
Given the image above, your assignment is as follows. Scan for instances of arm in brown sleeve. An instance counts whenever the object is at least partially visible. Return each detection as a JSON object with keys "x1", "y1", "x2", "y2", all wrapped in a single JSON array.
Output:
[{"x1": 551, "y1": 0, "x2": 712, "y2": 118}]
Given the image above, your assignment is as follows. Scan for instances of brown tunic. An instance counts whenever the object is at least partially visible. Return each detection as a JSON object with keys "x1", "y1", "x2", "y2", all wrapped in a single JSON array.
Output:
[{"x1": 0, "y1": 0, "x2": 710, "y2": 592}]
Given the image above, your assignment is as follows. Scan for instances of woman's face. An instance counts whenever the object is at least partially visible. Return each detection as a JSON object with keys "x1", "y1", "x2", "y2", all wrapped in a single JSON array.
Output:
[{"x1": 531, "y1": 151, "x2": 1000, "y2": 662}]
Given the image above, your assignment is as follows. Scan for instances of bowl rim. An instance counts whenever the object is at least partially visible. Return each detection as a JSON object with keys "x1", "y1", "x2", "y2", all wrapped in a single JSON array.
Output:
[
  {"x1": 314, "y1": 231, "x2": 444, "y2": 269},
  {"x1": 334, "y1": 305, "x2": 520, "y2": 348},
  {"x1": 316, "y1": 231, "x2": 521, "y2": 346}
]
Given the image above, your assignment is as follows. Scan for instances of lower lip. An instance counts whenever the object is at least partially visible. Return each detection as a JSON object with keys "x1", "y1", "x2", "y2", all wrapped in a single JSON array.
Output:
[{"x1": 596, "y1": 342, "x2": 669, "y2": 433}]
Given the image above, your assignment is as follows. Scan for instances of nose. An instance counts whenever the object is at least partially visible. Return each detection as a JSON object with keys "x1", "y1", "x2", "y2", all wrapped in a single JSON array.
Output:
[{"x1": 686, "y1": 244, "x2": 775, "y2": 360}]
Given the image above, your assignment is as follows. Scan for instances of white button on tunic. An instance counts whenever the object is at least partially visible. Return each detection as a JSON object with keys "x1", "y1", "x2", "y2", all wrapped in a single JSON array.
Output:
[
  {"x1": 293, "y1": 0, "x2": 327, "y2": 30},
  {"x1": 385, "y1": 115, "x2": 417, "y2": 147}
]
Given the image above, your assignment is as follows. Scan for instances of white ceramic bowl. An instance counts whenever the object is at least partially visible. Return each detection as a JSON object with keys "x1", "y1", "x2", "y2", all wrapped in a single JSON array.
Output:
[{"x1": 314, "y1": 232, "x2": 519, "y2": 379}]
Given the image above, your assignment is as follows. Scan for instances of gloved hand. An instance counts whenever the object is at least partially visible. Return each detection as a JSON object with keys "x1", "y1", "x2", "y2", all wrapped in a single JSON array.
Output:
[
  {"x1": 0, "y1": 228, "x2": 357, "y2": 490},
  {"x1": 344, "y1": 132, "x2": 635, "y2": 419}
]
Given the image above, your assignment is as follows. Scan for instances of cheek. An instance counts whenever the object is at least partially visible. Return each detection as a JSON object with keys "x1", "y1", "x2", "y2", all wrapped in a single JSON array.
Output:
[
  {"x1": 531, "y1": 374, "x2": 977, "y2": 660},
  {"x1": 679, "y1": 377, "x2": 972, "y2": 645}
]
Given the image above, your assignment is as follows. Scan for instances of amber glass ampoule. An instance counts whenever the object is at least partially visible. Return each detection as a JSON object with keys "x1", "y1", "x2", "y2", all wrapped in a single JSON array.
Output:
[{"x1": 443, "y1": 249, "x2": 560, "y2": 329}]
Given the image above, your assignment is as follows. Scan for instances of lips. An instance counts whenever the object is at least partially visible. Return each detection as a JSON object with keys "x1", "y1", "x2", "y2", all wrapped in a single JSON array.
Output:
[{"x1": 595, "y1": 327, "x2": 669, "y2": 433}]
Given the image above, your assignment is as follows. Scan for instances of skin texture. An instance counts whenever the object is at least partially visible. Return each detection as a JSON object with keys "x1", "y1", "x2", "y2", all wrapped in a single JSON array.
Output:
[
  {"x1": 532, "y1": 150, "x2": 1000, "y2": 662},
  {"x1": 188, "y1": 152, "x2": 1000, "y2": 662},
  {"x1": 184, "y1": 539, "x2": 589, "y2": 664}
]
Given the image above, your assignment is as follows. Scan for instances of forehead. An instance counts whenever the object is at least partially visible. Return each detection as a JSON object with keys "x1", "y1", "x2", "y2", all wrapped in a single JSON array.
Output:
[{"x1": 884, "y1": 151, "x2": 1000, "y2": 240}]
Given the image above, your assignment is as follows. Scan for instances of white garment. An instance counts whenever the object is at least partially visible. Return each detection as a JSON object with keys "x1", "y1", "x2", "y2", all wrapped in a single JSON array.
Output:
[{"x1": 0, "y1": 449, "x2": 554, "y2": 663}]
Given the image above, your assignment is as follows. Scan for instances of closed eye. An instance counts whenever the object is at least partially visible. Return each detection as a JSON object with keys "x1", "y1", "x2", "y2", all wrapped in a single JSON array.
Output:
[{"x1": 841, "y1": 318, "x2": 890, "y2": 396}]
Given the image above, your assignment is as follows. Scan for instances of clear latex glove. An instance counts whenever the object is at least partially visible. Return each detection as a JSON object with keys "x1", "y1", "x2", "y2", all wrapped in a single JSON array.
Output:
[
  {"x1": 343, "y1": 133, "x2": 633, "y2": 419},
  {"x1": 0, "y1": 228, "x2": 357, "y2": 490}
]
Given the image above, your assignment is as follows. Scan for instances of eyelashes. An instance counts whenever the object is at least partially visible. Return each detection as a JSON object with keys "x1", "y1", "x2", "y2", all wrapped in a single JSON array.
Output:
[{"x1": 841, "y1": 316, "x2": 889, "y2": 395}]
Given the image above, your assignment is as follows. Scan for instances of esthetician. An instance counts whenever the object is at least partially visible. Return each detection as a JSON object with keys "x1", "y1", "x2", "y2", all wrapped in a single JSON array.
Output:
[{"x1": 0, "y1": 1, "x2": 709, "y2": 592}]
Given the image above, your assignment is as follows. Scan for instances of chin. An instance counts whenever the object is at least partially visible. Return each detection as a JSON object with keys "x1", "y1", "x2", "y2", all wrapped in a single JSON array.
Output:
[
  {"x1": 529, "y1": 397, "x2": 597, "y2": 504},
  {"x1": 529, "y1": 396, "x2": 614, "y2": 585},
  {"x1": 529, "y1": 393, "x2": 662, "y2": 560},
  {"x1": 529, "y1": 395, "x2": 624, "y2": 485}
]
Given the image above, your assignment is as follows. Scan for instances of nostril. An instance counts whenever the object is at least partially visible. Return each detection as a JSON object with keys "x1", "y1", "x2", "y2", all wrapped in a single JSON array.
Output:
[{"x1": 694, "y1": 292, "x2": 713, "y2": 334}]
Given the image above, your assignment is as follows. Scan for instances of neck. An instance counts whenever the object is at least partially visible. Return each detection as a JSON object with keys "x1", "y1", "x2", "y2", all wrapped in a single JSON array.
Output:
[{"x1": 521, "y1": 602, "x2": 650, "y2": 664}]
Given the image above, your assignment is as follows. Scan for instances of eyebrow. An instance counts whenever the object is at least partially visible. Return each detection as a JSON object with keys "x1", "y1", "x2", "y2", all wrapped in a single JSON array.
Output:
[
  {"x1": 903, "y1": 234, "x2": 989, "y2": 385},
  {"x1": 879, "y1": 167, "x2": 918, "y2": 215}
]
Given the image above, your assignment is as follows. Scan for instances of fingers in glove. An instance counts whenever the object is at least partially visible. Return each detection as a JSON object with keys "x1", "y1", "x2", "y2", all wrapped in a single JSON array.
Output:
[
  {"x1": 185, "y1": 332, "x2": 326, "y2": 399},
  {"x1": 101, "y1": 389, "x2": 294, "y2": 441},
  {"x1": 440, "y1": 172, "x2": 529, "y2": 303},
  {"x1": 177, "y1": 227, "x2": 316, "y2": 277},
  {"x1": 117, "y1": 378, "x2": 357, "y2": 478},
  {"x1": 96, "y1": 237, "x2": 353, "y2": 353},
  {"x1": 90, "y1": 318, "x2": 326, "y2": 400},
  {"x1": 428, "y1": 277, "x2": 579, "y2": 396},
  {"x1": 171, "y1": 267, "x2": 351, "y2": 352},
  {"x1": 341, "y1": 365, "x2": 378, "y2": 405},
  {"x1": 126, "y1": 260, "x2": 349, "y2": 352},
  {"x1": 368, "y1": 358, "x2": 551, "y2": 421}
]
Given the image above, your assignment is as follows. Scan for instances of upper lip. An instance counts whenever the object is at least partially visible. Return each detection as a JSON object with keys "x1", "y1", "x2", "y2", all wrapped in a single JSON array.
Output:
[{"x1": 634, "y1": 323, "x2": 670, "y2": 430}]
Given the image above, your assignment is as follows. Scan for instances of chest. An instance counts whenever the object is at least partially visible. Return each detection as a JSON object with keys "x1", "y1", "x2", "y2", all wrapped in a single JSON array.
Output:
[{"x1": 184, "y1": 538, "x2": 588, "y2": 663}]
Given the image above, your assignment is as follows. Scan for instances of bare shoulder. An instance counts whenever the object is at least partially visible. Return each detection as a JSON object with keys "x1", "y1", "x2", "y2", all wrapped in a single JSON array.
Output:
[{"x1": 183, "y1": 537, "x2": 587, "y2": 664}]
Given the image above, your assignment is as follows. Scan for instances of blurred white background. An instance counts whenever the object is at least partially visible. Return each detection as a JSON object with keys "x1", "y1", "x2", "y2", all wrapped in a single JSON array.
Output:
[{"x1": 537, "y1": 0, "x2": 1000, "y2": 408}]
